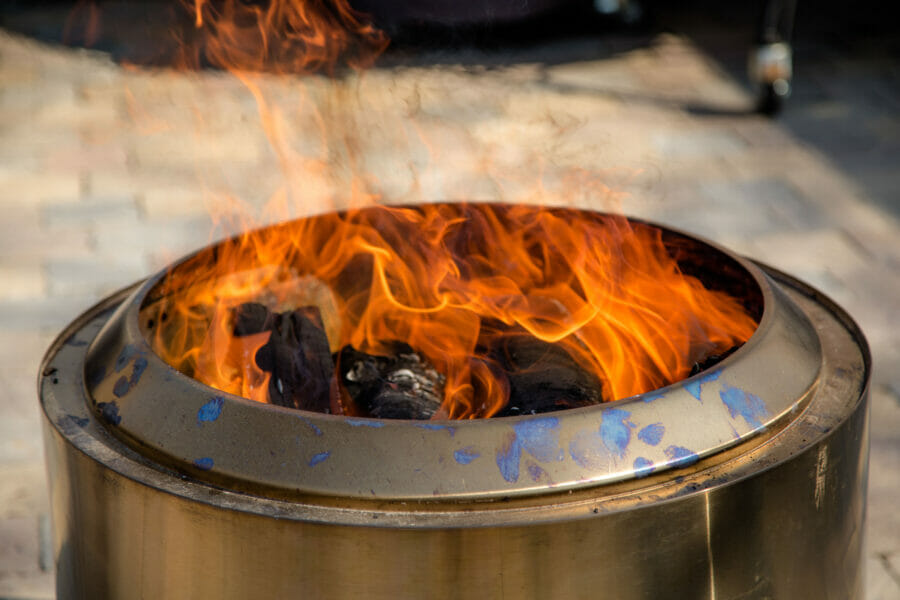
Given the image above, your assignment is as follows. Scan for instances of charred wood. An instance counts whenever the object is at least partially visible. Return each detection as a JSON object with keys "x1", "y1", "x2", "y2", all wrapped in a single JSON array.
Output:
[
  {"x1": 689, "y1": 344, "x2": 741, "y2": 377},
  {"x1": 337, "y1": 345, "x2": 444, "y2": 420},
  {"x1": 232, "y1": 302, "x2": 334, "y2": 413},
  {"x1": 491, "y1": 334, "x2": 603, "y2": 417}
]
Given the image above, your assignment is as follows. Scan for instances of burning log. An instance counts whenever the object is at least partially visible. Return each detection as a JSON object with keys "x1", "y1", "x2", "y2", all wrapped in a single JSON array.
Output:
[
  {"x1": 337, "y1": 346, "x2": 444, "y2": 420},
  {"x1": 233, "y1": 303, "x2": 334, "y2": 413},
  {"x1": 491, "y1": 334, "x2": 603, "y2": 417}
]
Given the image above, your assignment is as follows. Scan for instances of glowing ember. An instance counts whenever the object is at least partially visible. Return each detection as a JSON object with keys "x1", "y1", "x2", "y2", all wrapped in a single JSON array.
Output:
[{"x1": 143, "y1": 203, "x2": 758, "y2": 419}]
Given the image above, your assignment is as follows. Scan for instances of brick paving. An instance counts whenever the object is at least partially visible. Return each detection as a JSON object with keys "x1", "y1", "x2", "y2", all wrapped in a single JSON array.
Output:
[{"x1": 1, "y1": 3, "x2": 898, "y2": 598}]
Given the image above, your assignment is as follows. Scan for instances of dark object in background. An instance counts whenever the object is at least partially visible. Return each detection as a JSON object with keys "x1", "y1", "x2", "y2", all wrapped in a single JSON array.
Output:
[
  {"x1": 750, "y1": 0, "x2": 798, "y2": 114},
  {"x1": 352, "y1": 0, "x2": 569, "y2": 28},
  {"x1": 355, "y1": 0, "x2": 798, "y2": 115}
]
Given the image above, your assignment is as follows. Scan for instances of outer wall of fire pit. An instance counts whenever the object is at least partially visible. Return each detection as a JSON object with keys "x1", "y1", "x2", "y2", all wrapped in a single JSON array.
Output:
[{"x1": 39, "y1": 233, "x2": 869, "y2": 599}]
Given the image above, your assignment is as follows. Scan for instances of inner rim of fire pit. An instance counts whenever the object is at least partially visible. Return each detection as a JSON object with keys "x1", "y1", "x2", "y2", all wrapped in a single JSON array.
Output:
[{"x1": 82, "y1": 205, "x2": 821, "y2": 501}]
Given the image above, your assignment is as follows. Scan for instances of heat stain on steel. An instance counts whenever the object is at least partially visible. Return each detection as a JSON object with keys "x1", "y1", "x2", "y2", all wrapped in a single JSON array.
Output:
[
  {"x1": 70, "y1": 415, "x2": 89, "y2": 427},
  {"x1": 59, "y1": 414, "x2": 89, "y2": 430},
  {"x1": 720, "y1": 384, "x2": 769, "y2": 428},
  {"x1": 600, "y1": 408, "x2": 635, "y2": 457},
  {"x1": 637, "y1": 423, "x2": 665, "y2": 446},
  {"x1": 193, "y1": 457, "x2": 214, "y2": 470},
  {"x1": 197, "y1": 397, "x2": 225, "y2": 425},
  {"x1": 453, "y1": 447, "x2": 480, "y2": 465},
  {"x1": 97, "y1": 401, "x2": 122, "y2": 426},
  {"x1": 416, "y1": 423, "x2": 457, "y2": 436},
  {"x1": 516, "y1": 418, "x2": 564, "y2": 461},
  {"x1": 633, "y1": 457, "x2": 655, "y2": 478},
  {"x1": 527, "y1": 463, "x2": 548, "y2": 482},
  {"x1": 345, "y1": 418, "x2": 385, "y2": 428},
  {"x1": 114, "y1": 344, "x2": 138, "y2": 372},
  {"x1": 112, "y1": 355, "x2": 148, "y2": 398},
  {"x1": 685, "y1": 369, "x2": 721, "y2": 402},
  {"x1": 642, "y1": 392, "x2": 664, "y2": 404},
  {"x1": 297, "y1": 416, "x2": 323, "y2": 436},
  {"x1": 308, "y1": 451, "x2": 330, "y2": 466},
  {"x1": 664, "y1": 445, "x2": 699, "y2": 468},
  {"x1": 496, "y1": 417, "x2": 562, "y2": 483}
]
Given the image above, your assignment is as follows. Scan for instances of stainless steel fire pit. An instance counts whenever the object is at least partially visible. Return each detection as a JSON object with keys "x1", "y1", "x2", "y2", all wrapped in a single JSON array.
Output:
[{"x1": 39, "y1": 208, "x2": 870, "y2": 599}]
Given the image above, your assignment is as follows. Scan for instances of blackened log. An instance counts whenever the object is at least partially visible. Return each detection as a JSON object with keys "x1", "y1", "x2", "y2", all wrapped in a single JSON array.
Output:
[
  {"x1": 337, "y1": 345, "x2": 444, "y2": 420},
  {"x1": 232, "y1": 302, "x2": 274, "y2": 336},
  {"x1": 491, "y1": 334, "x2": 602, "y2": 417},
  {"x1": 233, "y1": 303, "x2": 334, "y2": 413}
]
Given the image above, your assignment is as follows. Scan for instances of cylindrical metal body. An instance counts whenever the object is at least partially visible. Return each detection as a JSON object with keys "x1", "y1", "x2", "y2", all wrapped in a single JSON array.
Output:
[{"x1": 39, "y1": 214, "x2": 870, "y2": 600}]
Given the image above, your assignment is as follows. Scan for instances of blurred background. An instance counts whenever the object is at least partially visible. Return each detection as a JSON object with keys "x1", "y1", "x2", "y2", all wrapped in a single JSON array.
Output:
[{"x1": 1, "y1": 0, "x2": 898, "y2": 597}]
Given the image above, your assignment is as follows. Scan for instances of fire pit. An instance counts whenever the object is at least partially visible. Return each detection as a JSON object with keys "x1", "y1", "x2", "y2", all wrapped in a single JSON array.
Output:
[{"x1": 39, "y1": 204, "x2": 869, "y2": 599}]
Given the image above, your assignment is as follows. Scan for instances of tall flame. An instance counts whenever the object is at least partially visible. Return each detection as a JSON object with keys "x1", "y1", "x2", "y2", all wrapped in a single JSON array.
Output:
[
  {"x1": 120, "y1": 2, "x2": 757, "y2": 418},
  {"x1": 145, "y1": 204, "x2": 758, "y2": 419},
  {"x1": 183, "y1": 0, "x2": 388, "y2": 73}
]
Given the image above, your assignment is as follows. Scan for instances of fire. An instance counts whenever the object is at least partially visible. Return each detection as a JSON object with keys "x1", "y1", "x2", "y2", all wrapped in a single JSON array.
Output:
[
  {"x1": 144, "y1": 203, "x2": 758, "y2": 419},
  {"x1": 122, "y1": 2, "x2": 756, "y2": 418},
  {"x1": 183, "y1": 0, "x2": 388, "y2": 73}
]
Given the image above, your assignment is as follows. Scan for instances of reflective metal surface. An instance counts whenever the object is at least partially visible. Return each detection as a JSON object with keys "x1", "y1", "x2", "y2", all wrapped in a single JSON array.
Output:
[
  {"x1": 76, "y1": 214, "x2": 822, "y2": 501},
  {"x1": 40, "y1": 256, "x2": 869, "y2": 599}
]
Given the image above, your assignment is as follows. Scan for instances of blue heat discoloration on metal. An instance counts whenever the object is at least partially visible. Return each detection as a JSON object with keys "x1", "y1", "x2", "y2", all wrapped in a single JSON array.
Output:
[
  {"x1": 568, "y1": 410, "x2": 634, "y2": 468},
  {"x1": 527, "y1": 463, "x2": 548, "y2": 482},
  {"x1": 642, "y1": 392, "x2": 665, "y2": 404},
  {"x1": 114, "y1": 344, "x2": 138, "y2": 373},
  {"x1": 131, "y1": 356, "x2": 148, "y2": 383},
  {"x1": 416, "y1": 423, "x2": 457, "y2": 436},
  {"x1": 346, "y1": 418, "x2": 385, "y2": 428},
  {"x1": 685, "y1": 369, "x2": 721, "y2": 402},
  {"x1": 193, "y1": 457, "x2": 214, "y2": 471},
  {"x1": 637, "y1": 423, "x2": 665, "y2": 446},
  {"x1": 112, "y1": 376, "x2": 130, "y2": 398},
  {"x1": 111, "y1": 355, "x2": 148, "y2": 398},
  {"x1": 600, "y1": 409, "x2": 633, "y2": 458},
  {"x1": 454, "y1": 447, "x2": 480, "y2": 465},
  {"x1": 496, "y1": 417, "x2": 562, "y2": 482},
  {"x1": 514, "y1": 417, "x2": 562, "y2": 462},
  {"x1": 664, "y1": 445, "x2": 699, "y2": 468},
  {"x1": 496, "y1": 432, "x2": 523, "y2": 482},
  {"x1": 297, "y1": 416, "x2": 323, "y2": 436},
  {"x1": 633, "y1": 457, "x2": 654, "y2": 478},
  {"x1": 67, "y1": 414, "x2": 89, "y2": 428},
  {"x1": 308, "y1": 451, "x2": 330, "y2": 466},
  {"x1": 197, "y1": 397, "x2": 225, "y2": 425},
  {"x1": 720, "y1": 384, "x2": 769, "y2": 429},
  {"x1": 97, "y1": 401, "x2": 121, "y2": 426}
]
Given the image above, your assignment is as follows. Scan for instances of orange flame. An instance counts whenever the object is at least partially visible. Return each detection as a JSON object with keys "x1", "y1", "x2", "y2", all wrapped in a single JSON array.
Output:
[
  {"x1": 183, "y1": 0, "x2": 388, "y2": 74},
  {"x1": 144, "y1": 204, "x2": 758, "y2": 419}
]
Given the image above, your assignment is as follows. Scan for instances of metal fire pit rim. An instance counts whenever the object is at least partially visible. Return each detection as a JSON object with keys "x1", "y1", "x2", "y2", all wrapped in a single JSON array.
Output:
[
  {"x1": 38, "y1": 262, "x2": 867, "y2": 531},
  {"x1": 62, "y1": 208, "x2": 828, "y2": 502}
]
